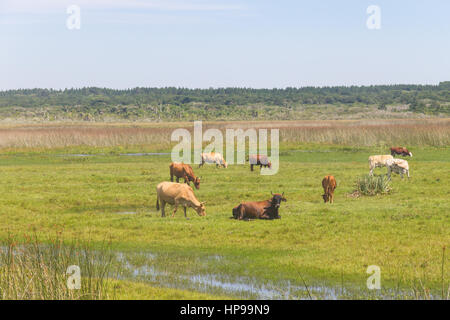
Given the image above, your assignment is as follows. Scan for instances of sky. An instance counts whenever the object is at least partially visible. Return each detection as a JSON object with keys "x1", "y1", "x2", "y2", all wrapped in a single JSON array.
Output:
[{"x1": 1, "y1": 0, "x2": 450, "y2": 89}]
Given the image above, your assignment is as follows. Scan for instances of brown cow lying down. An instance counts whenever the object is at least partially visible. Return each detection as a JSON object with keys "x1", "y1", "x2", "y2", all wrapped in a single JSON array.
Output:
[
  {"x1": 322, "y1": 175, "x2": 337, "y2": 203},
  {"x1": 156, "y1": 182, "x2": 206, "y2": 218},
  {"x1": 170, "y1": 162, "x2": 200, "y2": 189},
  {"x1": 232, "y1": 192, "x2": 286, "y2": 220},
  {"x1": 390, "y1": 147, "x2": 413, "y2": 157},
  {"x1": 249, "y1": 154, "x2": 272, "y2": 171}
]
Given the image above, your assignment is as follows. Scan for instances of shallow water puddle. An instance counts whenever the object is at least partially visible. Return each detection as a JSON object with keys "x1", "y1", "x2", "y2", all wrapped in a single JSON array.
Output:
[
  {"x1": 116, "y1": 252, "x2": 347, "y2": 299},
  {"x1": 115, "y1": 251, "x2": 430, "y2": 300},
  {"x1": 119, "y1": 153, "x2": 170, "y2": 156},
  {"x1": 59, "y1": 154, "x2": 95, "y2": 157},
  {"x1": 58, "y1": 152, "x2": 170, "y2": 157}
]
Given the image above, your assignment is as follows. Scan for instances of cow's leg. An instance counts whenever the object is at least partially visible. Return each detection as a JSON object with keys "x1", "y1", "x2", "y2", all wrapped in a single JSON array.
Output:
[
  {"x1": 238, "y1": 206, "x2": 245, "y2": 220},
  {"x1": 184, "y1": 206, "x2": 187, "y2": 218},
  {"x1": 250, "y1": 164, "x2": 254, "y2": 171},
  {"x1": 170, "y1": 173, "x2": 174, "y2": 182},
  {"x1": 260, "y1": 213, "x2": 270, "y2": 219},
  {"x1": 161, "y1": 200, "x2": 166, "y2": 217},
  {"x1": 171, "y1": 200, "x2": 179, "y2": 217},
  {"x1": 330, "y1": 192, "x2": 334, "y2": 203}
]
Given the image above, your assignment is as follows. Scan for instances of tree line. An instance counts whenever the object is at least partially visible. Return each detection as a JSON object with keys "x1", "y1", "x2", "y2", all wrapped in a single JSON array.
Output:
[{"x1": 0, "y1": 82, "x2": 448, "y2": 120}]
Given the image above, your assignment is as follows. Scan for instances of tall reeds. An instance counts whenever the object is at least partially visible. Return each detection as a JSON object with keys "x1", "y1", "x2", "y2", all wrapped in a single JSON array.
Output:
[
  {"x1": 0, "y1": 234, "x2": 115, "y2": 300},
  {"x1": 0, "y1": 119, "x2": 448, "y2": 149}
]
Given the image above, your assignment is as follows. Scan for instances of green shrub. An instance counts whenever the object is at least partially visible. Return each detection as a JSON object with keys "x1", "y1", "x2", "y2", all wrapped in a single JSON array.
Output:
[{"x1": 355, "y1": 174, "x2": 392, "y2": 196}]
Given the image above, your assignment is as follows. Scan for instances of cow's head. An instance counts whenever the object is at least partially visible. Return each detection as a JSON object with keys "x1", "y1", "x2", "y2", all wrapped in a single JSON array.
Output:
[
  {"x1": 193, "y1": 177, "x2": 201, "y2": 190},
  {"x1": 408, "y1": 152, "x2": 413, "y2": 157},
  {"x1": 322, "y1": 194, "x2": 329, "y2": 203},
  {"x1": 195, "y1": 202, "x2": 206, "y2": 216},
  {"x1": 222, "y1": 161, "x2": 228, "y2": 168},
  {"x1": 267, "y1": 161, "x2": 272, "y2": 169},
  {"x1": 270, "y1": 192, "x2": 287, "y2": 209}
]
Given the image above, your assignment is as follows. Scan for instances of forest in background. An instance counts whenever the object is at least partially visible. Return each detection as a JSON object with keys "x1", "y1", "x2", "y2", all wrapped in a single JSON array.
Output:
[{"x1": 0, "y1": 82, "x2": 449, "y2": 121}]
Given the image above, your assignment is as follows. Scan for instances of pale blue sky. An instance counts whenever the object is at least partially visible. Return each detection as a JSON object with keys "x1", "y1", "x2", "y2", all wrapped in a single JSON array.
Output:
[{"x1": 1, "y1": 0, "x2": 449, "y2": 89}]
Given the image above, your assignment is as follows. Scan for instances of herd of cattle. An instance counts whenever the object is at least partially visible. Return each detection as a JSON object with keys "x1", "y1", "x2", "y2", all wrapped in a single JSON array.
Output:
[{"x1": 156, "y1": 147, "x2": 413, "y2": 220}]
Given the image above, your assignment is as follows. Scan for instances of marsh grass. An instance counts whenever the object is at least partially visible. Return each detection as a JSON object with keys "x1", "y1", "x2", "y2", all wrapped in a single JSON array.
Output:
[
  {"x1": 355, "y1": 174, "x2": 392, "y2": 196},
  {"x1": 0, "y1": 233, "x2": 115, "y2": 300},
  {"x1": 0, "y1": 119, "x2": 448, "y2": 149}
]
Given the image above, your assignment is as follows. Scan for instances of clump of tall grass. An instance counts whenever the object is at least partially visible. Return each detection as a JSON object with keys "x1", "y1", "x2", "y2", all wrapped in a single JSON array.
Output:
[
  {"x1": 355, "y1": 174, "x2": 392, "y2": 196},
  {"x1": 0, "y1": 234, "x2": 115, "y2": 300}
]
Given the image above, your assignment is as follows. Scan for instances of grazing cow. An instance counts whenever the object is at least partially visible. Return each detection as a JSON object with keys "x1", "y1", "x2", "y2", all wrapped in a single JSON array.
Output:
[
  {"x1": 368, "y1": 155, "x2": 394, "y2": 176},
  {"x1": 386, "y1": 158, "x2": 410, "y2": 180},
  {"x1": 390, "y1": 147, "x2": 413, "y2": 157},
  {"x1": 170, "y1": 162, "x2": 200, "y2": 189},
  {"x1": 232, "y1": 192, "x2": 286, "y2": 220},
  {"x1": 249, "y1": 154, "x2": 272, "y2": 171},
  {"x1": 322, "y1": 175, "x2": 337, "y2": 203},
  {"x1": 156, "y1": 182, "x2": 206, "y2": 218},
  {"x1": 199, "y1": 152, "x2": 228, "y2": 168}
]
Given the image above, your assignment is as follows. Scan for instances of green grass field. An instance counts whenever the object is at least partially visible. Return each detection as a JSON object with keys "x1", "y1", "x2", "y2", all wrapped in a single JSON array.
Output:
[{"x1": 0, "y1": 140, "x2": 448, "y2": 299}]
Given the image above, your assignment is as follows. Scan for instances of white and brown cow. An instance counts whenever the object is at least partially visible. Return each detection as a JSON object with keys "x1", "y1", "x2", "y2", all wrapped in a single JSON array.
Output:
[
  {"x1": 386, "y1": 158, "x2": 410, "y2": 179},
  {"x1": 199, "y1": 152, "x2": 228, "y2": 168}
]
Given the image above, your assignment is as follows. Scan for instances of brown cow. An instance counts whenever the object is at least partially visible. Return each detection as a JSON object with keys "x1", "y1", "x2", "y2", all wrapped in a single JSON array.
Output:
[
  {"x1": 232, "y1": 192, "x2": 286, "y2": 220},
  {"x1": 170, "y1": 162, "x2": 200, "y2": 189},
  {"x1": 156, "y1": 182, "x2": 206, "y2": 218},
  {"x1": 390, "y1": 147, "x2": 413, "y2": 157},
  {"x1": 249, "y1": 154, "x2": 272, "y2": 171},
  {"x1": 322, "y1": 175, "x2": 337, "y2": 203}
]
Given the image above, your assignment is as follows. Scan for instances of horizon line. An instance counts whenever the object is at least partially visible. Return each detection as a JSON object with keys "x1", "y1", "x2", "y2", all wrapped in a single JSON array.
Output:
[{"x1": 2, "y1": 81, "x2": 449, "y2": 92}]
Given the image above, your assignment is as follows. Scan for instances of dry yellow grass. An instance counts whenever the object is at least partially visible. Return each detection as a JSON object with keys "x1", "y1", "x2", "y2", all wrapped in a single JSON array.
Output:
[{"x1": 0, "y1": 119, "x2": 448, "y2": 149}]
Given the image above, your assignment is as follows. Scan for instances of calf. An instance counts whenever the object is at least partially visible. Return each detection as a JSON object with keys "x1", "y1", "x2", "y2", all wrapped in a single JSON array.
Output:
[
  {"x1": 386, "y1": 158, "x2": 410, "y2": 180},
  {"x1": 322, "y1": 175, "x2": 337, "y2": 203},
  {"x1": 368, "y1": 155, "x2": 394, "y2": 176},
  {"x1": 390, "y1": 147, "x2": 413, "y2": 157},
  {"x1": 170, "y1": 162, "x2": 200, "y2": 189},
  {"x1": 156, "y1": 182, "x2": 206, "y2": 218},
  {"x1": 249, "y1": 154, "x2": 272, "y2": 171},
  {"x1": 232, "y1": 192, "x2": 286, "y2": 220}
]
